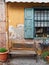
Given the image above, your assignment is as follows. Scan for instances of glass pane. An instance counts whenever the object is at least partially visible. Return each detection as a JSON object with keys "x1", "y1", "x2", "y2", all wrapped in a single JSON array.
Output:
[
  {"x1": 48, "y1": 17, "x2": 49, "y2": 20},
  {"x1": 35, "y1": 16, "x2": 37, "y2": 20},
  {"x1": 41, "y1": 22, "x2": 43, "y2": 27},
  {"x1": 41, "y1": 16, "x2": 43, "y2": 20},
  {"x1": 35, "y1": 22, "x2": 38, "y2": 27},
  {"x1": 48, "y1": 11, "x2": 49, "y2": 16},
  {"x1": 38, "y1": 12, "x2": 40, "y2": 17},
  {"x1": 47, "y1": 22, "x2": 49, "y2": 27},
  {"x1": 35, "y1": 13, "x2": 36, "y2": 16},
  {"x1": 44, "y1": 22, "x2": 47, "y2": 27},
  {"x1": 38, "y1": 17, "x2": 40, "y2": 20},
  {"x1": 45, "y1": 16, "x2": 47, "y2": 20},
  {"x1": 38, "y1": 22, "x2": 40, "y2": 27},
  {"x1": 41, "y1": 12, "x2": 43, "y2": 17}
]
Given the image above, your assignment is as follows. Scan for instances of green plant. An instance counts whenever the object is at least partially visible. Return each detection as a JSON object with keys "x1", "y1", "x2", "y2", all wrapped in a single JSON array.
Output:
[
  {"x1": 42, "y1": 51, "x2": 49, "y2": 60},
  {"x1": 0, "y1": 48, "x2": 7, "y2": 52}
]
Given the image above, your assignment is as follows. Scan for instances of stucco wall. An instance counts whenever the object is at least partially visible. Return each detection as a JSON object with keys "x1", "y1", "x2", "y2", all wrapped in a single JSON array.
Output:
[{"x1": 6, "y1": 3, "x2": 24, "y2": 28}]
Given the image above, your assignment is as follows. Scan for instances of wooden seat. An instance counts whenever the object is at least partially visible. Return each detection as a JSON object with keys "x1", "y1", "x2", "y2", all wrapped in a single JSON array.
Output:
[
  {"x1": 9, "y1": 50, "x2": 37, "y2": 55},
  {"x1": 9, "y1": 40, "x2": 37, "y2": 55},
  {"x1": 9, "y1": 40, "x2": 38, "y2": 62}
]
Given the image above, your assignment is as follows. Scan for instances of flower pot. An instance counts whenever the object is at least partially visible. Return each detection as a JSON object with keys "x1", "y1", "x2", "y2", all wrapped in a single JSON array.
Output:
[
  {"x1": 0, "y1": 51, "x2": 8, "y2": 62},
  {"x1": 46, "y1": 56, "x2": 49, "y2": 62}
]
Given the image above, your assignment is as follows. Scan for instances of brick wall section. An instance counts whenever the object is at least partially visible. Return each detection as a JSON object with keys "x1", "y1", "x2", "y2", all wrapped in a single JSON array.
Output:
[
  {"x1": 0, "y1": 22, "x2": 6, "y2": 48},
  {"x1": 0, "y1": 1, "x2": 6, "y2": 48}
]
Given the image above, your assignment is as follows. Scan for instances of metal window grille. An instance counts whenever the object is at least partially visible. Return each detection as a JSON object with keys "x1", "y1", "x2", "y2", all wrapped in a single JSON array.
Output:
[{"x1": 34, "y1": 9, "x2": 49, "y2": 37}]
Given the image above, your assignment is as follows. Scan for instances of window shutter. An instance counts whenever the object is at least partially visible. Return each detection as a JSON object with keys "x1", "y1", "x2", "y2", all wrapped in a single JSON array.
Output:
[{"x1": 24, "y1": 8, "x2": 34, "y2": 38}]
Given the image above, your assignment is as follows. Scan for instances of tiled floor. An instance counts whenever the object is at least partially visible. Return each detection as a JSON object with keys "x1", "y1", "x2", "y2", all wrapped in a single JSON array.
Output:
[{"x1": 0, "y1": 56, "x2": 49, "y2": 65}]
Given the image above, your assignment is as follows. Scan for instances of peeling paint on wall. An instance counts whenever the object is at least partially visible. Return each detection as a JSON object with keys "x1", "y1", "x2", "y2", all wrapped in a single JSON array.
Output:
[{"x1": 9, "y1": 24, "x2": 24, "y2": 40}]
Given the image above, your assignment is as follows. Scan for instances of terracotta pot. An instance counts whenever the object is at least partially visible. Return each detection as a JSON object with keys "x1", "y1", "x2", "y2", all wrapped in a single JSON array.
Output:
[
  {"x1": 46, "y1": 56, "x2": 49, "y2": 62},
  {"x1": 0, "y1": 51, "x2": 9, "y2": 62}
]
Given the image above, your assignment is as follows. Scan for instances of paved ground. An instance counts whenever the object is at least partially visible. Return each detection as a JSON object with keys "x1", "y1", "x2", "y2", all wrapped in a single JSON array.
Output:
[{"x1": 0, "y1": 56, "x2": 49, "y2": 65}]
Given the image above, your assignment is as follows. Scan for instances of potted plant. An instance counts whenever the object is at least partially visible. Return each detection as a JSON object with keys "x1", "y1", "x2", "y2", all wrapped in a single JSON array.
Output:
[
  {"x1": 0, "y1": 48, "x2": 9, "y2": 62},
  {"x1": 42, "y1": 51, "x2": 49, "y2": 62}
]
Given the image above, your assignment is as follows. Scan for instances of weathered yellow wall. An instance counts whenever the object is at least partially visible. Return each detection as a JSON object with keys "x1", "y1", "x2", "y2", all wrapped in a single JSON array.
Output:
[
  {"x1": 6, "y1": 3, "x2": 24, "y2": 27},
  {"x1": 6, "y1": 3, "x2": 41, "y2": 28}
]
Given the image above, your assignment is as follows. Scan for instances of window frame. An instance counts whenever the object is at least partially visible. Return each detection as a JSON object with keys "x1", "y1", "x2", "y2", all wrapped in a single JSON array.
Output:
[{"x1": 34, "y1": 8, "x2": 49, "y2": 38}]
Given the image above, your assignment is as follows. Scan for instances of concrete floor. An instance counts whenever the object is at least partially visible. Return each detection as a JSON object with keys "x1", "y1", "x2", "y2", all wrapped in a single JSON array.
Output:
[{"x1": 0, "y1": 56, "x2": 49, "y2": 65}]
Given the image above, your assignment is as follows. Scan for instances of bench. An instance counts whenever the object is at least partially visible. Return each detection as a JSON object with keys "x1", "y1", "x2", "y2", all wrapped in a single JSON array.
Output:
[{"x1": 9, "y1": 40, "x2": 38, "y2": 62}]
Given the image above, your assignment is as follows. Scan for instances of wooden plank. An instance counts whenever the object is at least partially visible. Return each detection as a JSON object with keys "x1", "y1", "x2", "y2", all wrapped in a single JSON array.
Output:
[
  {"x1": 12, "y1": 47, "x2": 34, "y2": 50},
  {"x1": 9, "y1": 50, "x2": 36, "y2": 55}
]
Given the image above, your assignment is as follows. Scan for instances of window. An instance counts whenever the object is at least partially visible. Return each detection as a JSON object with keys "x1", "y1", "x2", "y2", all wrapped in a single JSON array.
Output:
[{"x1": 34, "y1": 9, "x2": 49, "y2": 37}]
